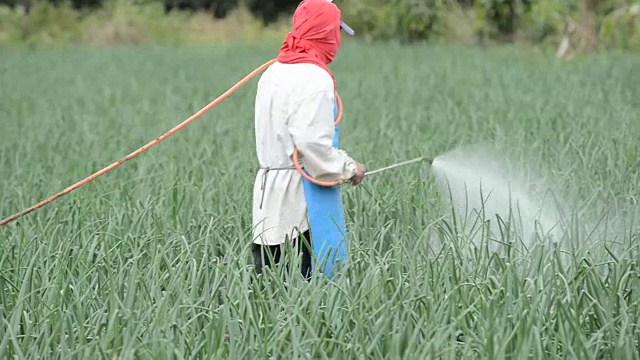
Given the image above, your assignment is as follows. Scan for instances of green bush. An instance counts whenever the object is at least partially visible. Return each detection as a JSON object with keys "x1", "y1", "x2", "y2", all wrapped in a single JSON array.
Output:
[
  {"x1": 475, "y1": 0, "x2": 532, "y2": 41},
  {"x1": 472, "y1": 0, "x2": 533, "y2": 42},
  {"x1": 599, "y1": 3, "x2": 639, "y2": 49},
  {"x1": 1, "y1": 0, "x2": 638, "y2": 50},
  {"x1": 0, "y1": 0, "x2": 289, "y2": 47},
  {"x1": 519, "y1": 0, "x2": 576, "y2": 44},
  {"x1": 338, "y1": 0, "x2": 550, "y2": 44},
  {"x1": 245, "y1": 0, "x2": 298, "y2": 25},
  {"x1": 338, "y1": 0, "x2": 448, "y2": 43},
  {"x1": 4, "y1": 0, "x2": 85, "y2": 46}
]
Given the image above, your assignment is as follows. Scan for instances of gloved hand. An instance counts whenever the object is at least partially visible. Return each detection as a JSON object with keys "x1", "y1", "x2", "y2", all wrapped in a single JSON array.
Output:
[{"x1": 350, "y1": 162, "x2": 366, "y2": 185}]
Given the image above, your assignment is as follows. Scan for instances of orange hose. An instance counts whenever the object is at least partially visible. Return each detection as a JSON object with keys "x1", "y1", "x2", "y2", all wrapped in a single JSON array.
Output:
[
  {"x1": 0, "y1": 58, "x2": 349, "y2": 227},
  {"x1": 0, "y1": 59, "x2": 276, "y2": 226}
]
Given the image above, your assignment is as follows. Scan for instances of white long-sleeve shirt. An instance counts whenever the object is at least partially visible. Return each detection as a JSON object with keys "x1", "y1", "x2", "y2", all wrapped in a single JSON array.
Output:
[{"x1": 252, "y1": 61, "x2": 357, "y2": 246}]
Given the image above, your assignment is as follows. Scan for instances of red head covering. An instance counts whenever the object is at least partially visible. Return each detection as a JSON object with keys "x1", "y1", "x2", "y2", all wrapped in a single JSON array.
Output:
[{"x1": 277, "y1": 0, "x2": 342, "y2": 88}]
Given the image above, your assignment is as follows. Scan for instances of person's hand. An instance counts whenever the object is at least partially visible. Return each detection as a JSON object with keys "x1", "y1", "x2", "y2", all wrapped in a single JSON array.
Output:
[{"x1": 350, "y1": 162, "x2": 366, "y2": 185}]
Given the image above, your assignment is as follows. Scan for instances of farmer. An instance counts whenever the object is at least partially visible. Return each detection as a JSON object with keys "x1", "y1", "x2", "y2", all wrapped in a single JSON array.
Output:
[{"x1": 252, "y1": 0, "x2": 365, "y2": 279}]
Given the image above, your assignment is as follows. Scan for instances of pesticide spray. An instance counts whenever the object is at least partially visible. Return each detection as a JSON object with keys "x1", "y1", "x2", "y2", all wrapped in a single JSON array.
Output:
[
  {"x1": 359, "y1": 146, "x2": 568, "y2": 255},
  {"x1": 428, "y1": 145, "x2": 566, "y2": 254},
  {"x1": 364, "y1": 144, "x2": 637, "y2": 269},
  {"x1": 360, "y1": 145, "x2": 567, "y2": 254}
]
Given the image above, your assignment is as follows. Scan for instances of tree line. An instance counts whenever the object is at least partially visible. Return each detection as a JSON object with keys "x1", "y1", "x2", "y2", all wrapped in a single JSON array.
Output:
[
  {"x1": 1, "y1": 0, "x2": 637, "y2": 53},
  {"x1": 0, "y1": 0, "x2": 302, "y2": 24}
]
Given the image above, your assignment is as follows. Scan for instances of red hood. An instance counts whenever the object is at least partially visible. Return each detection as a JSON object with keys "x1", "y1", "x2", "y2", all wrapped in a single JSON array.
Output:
[{"x1": 277, "y1": 0, "x2": 342, "y2": 87}]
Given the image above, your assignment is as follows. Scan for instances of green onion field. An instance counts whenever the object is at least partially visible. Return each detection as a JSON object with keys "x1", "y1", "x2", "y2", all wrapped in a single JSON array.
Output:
[{"x1": 1, "y1": 43, "x2": 639, "y2": 358}]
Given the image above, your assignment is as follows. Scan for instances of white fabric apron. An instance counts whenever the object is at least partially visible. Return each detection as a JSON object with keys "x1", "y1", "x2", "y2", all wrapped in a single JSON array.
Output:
[{"x1": 252, "y1": 61, "x2": 357, "y2": 246}]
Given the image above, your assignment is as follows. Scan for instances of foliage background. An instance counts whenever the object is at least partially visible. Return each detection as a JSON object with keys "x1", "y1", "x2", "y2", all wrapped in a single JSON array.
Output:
[{"x1": 0, "y1": 0, "x2": 638, "y2": 53}]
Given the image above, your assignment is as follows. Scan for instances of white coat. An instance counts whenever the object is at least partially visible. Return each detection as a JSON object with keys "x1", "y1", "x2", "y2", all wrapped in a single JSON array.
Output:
[{"x1": 252, "y1": 61, "x2": 357, "y2": 246}]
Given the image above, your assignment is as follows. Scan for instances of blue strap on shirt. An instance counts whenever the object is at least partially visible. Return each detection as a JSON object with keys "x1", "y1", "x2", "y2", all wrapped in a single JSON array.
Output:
[{"x1": 301, "y1": 101, "x2": 348, "y2": 279}]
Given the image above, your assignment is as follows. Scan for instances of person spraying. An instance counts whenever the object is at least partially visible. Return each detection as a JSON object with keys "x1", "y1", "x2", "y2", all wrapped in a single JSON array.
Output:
[{"x1": 251, "y1": 0, "x2": 365, "y2": 280}]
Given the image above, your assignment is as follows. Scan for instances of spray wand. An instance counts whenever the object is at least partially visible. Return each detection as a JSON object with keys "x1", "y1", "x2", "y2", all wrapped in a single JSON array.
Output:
[{"x1": 365, "y1": 157, "x2": 432, "y2": 177}]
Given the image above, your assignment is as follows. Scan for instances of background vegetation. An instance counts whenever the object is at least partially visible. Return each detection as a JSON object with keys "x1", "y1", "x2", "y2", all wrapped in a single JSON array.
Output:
[
  {"x1": 1, "y1": 43, "x2": 638, "y2": 359},
  {"x1": 1, "y1": 0, "x2": 638, "y2": 55}
]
